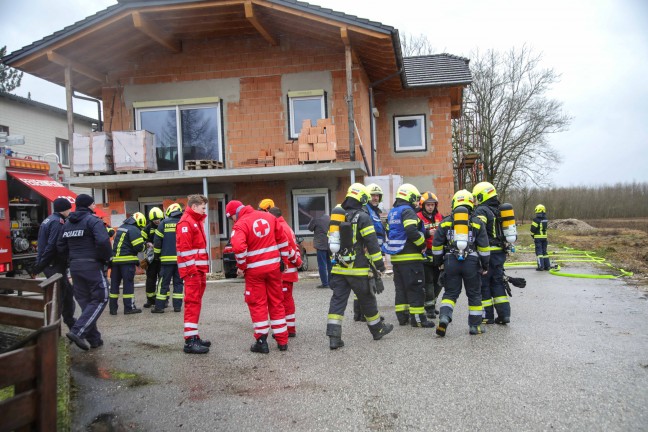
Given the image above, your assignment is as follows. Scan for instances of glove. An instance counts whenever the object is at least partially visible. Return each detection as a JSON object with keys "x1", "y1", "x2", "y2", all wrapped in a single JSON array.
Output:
[
  {"x1": 374, "y1": 276, "x2": 385, "y2": 295},
  {"x1": 503, "y1": 279, "x2": 512, "y2": 297},
  {"x1": 30, "y1": 263, "x2": 44, "y2": 276},
  {"x1": 507, "y1": 276, "x2": 527, "y2": 288},
  {"x1": 368, "y1": 277, "x2": 377, "y2": 295},
  {"x1": 376, "y1": 262, "x2": 386, "y2": 273}
]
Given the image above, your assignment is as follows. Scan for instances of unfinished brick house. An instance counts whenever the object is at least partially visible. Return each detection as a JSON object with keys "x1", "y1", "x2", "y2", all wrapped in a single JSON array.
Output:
[{"x1": 3, "y1": 0, "x2": 471, "y2": 270}]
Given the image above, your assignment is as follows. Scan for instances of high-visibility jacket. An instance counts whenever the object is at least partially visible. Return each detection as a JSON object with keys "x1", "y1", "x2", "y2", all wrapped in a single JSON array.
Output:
[
  {"x1": 417, "y1": 209, "x2": 444, "y2": 251},
  {"x1": 142, "y1": 221, "x2": 156, "y2": 243},
  {"x1": 176, "y1": 207, "x2": 209, "y2": 278},
  {"x1": 230, "y1": 205, "x2": 296, "y2": 273},
  {"x1": 275, "y1": 215, "x2": 302, "y2": 282},
  {"x1": 154, "y1": 210, "x2": 182, "y2": 265},
  {"x1": 531, "y1": 212, "x2": 549, "y2": 239},
  {"x1": 382, "y1": 199, "x2": 425, "y2": 262},
  {"x1": 473, "y1": 198, "x2": 506, "y2": 253},
  {"x1": 112, "y1": 217, "x2": 145, "y2": 264}
]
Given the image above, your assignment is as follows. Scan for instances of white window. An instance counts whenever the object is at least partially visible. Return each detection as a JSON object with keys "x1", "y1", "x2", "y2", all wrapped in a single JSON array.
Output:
[
  {"x1": 135, "y1": 98, "x2": 223, "y2": 171},
  {"x1": 292, "y1": 188, "x2": 330, "y2": 235},
  {"x1": 56, "y1": 138, "x2": 69, "y2": 166},
  {"x1": 288, "y1": 90, "x2": 327, "y2": 139},
  {"x1": 394, "y1": 114, "x2": 427, "y2": 152}
]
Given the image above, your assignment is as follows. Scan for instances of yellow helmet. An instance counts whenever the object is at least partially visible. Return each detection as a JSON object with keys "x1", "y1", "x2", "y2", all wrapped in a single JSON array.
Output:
[
  {"x1": 472, "y1": 182, "x2": 497, "y2": 204},
  {"x1": 346, "y1": 183, "x2": 370, "y2": 204},
  {"x1": 451, "y1": 190, "x2": 475, "y2": 210},
  {"x1": 366, "y1": 183, "x2": 383, "y2": 202},
  {"x1": 396, "y1": 183, "x2": 421, "y2": 206},
  {"x1": 419, "y1": 191, "x2": 438, "y2": 207},
  {"x1": 535, "y1": 204, "x2": 546, "y2": 213},
  {"x1": 258, "y1": 198, "x2": 275, "y2": 211},
  {"x1": 148, "y1": 207, "x2": 163, "y2": 221},
  {"x1": 166, "y1": 203, "x2": 182, "y2": 217},
  {"x1": 132, "y1": 212, "x2": 147, "y2": 228}
]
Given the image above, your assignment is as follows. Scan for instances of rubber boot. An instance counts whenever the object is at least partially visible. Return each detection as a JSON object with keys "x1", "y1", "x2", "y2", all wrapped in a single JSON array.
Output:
[
  {"x1": 436, "y1": 315, "x2": 451, "y2": 337},
  {"x1": 327, "y1": 323, "x2": 344, "y2": 350},
  {"x1": 469, "y1": 324, "x2": 486, "y2": 335},
  {"x1": 250, "y1": 336, "x2": 270, "y2": 354},
  {"x1": 368, "y1": 321, "x2": 394, "y2": 341},
  {"x1": 184, "y1": 336, "x2": 209, "y2": 354},
  {"x1": 411, "y1": 313, "x2": 435, "y2": 328}
]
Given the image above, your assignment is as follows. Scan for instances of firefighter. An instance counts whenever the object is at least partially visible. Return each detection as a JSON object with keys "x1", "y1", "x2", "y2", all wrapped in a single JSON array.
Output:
[
  {"x1": 472, "y1": 182, "x2": 511, "y2": 325},
  {"x1": 432, "y1": 190, "x2": 490, "y2": 336},
  {"x1": 327, "y1": 183, "x2": 393, "y2": 349},
  {"x1": 268, "y1": 206, "x2": 300, "y2": 337},
  {"x1": 177, "y1": 194, "x2": 211, "y2": 354},
  {"x1": 109, "y1": 211, "x2": 146, "y2": 315},
  {"x1": 417, "y1": 192, "x2": 444, "y2": 318},
  {"x1": 32, "y1": 197, "x2": 76, "y2": 330},
  {"x1": 382, "y1": 183, "x2": 433, "y2": 328},
  {"x1": 142, "y1": 207, "x2": 163, "y2": 308},
  {"x1": 531, "y1": 204, "x2": 551, "y2": 271},
  {"x1": 226, "y1": 199, "x2": 301, "y2": 353},
  {"x1": 152, "y1": 203, "x2": 184, "y2": 313},
  {"x1": 57, "y1": 194, "x2": 112, "y2": 350}
]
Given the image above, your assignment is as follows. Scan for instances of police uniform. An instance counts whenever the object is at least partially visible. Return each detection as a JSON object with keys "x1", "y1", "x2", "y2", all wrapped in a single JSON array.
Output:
[
  {"x1": 110, "y1": 216, "x2": 145, "y2": 314},
  {"x1": 153, "y1": 208, "x2": 183, "y2": 312},
  {"x1": 57, "y1": 203, "x2": 112, "y2": 349}
]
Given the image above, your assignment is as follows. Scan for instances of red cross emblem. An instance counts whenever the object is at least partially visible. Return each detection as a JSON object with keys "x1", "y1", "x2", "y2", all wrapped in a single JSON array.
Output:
[{"x1": 252, "y1": 219, "x2": 270, "y2": 238}]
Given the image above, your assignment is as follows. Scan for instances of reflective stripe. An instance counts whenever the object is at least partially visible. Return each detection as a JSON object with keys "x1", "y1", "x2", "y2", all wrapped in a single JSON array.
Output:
[
  {"x1": 285, "y1": 314, "x2": 295, "y2": 320},
  {"x1": 360, "y1": 226, "x2": 376, "y2": 237},
  {"x1": 413, "y1": 236, "x2": 425, "y2": 246},
  {"x1": 441, "y1": 299, "x2": 456, "y2": 308},
  {"x1": 277, "y1": 241, "x2": 289, "y2": 249},
  {"x1": 185, "y1": 322, "x2": 198, "y2": 328},
  {"x1": 255, "y1": 328, "x2": 270, "y2": 334},
  {"x1": 177, "y1": 260, "x2": 195, "y2": 268},
  {"x1": 493, "y1": 296, "x2": 509, "y2": 304},
  {"x1": 482, "y1": 298, "x2": 494, "y2": 307},
  {"x1": 270, "y1": 318, "x2": 286, "y2": 325},
  {"x1": 395, "y1": 304, "x2": 409, "y2": 312},
  {"x1": 273, "y1": 326, "x2": 287, "y2": 334},
  {"x1": 284, "y1": 267, "x2": 298, "y2": 273},
  {"x1": 403, "y1": 219, "x2": 418, "y2": 227},
  {"x1": 409, "y1": 306, "x2": 425, "y2": 314},
  {"x1": 253, "y1": 320, "x2": 270, "y2": 328},
  {"x1": 248, "y1": 245, "x2": 278, "y2": 256},
  {"x1": 391, "y1": 253, "x2": 424, "y2": 262},
  {"x1": 195, "y1": 260, "x2": 210, "y2": 266},
  {"x1": 432, "y1": 249, "x2": 444, "y2": 255},
  {"x1": 235, "y1": 251, "x2": 248, "y2": 258},
  {"x1": 132, "y1": 237, "x2": 144, "y2": 246},
  {"x1": 247, "y1": 257, "x2": 281, "y2": 268},
  {"x1": 178, "y1": 249, "x2": 198, "y2": 257},
  {"x1": 331, "y1": 266, "x2": 370, "y2": 276},
  {"x1": 469, "y1": 310, "x2": 483, "y2": 316},
  {"x1": 184, "y1": 330, "x2": 199, "y2": 337}
]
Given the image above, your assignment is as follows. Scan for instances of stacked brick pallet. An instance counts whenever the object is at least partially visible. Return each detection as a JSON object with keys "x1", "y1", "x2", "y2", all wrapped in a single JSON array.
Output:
[{"x1": 297, "y1": 119, "x2": 337, "y2": 163}]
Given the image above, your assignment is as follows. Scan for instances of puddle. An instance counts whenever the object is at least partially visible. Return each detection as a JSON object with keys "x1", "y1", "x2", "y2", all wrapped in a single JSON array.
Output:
[{"x1": 74, "y1": 356, "x2": 153, "y2": 387}]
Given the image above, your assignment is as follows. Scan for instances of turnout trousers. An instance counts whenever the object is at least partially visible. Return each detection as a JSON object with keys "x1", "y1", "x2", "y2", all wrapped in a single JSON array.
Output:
[
  {"x1": 110, "y1": 263, "x2": 137, "y2": 313},
  {"x1": 534, "y1": 239, "x2": 551, "y2": 270},
  {"x1": 44, "y1": 265, "x2": 76, "y2": 330},
  {"x1": 68, "y1": 260, "x2": 109, "y2": 347},
  {"x1": 244, "y1": 268, "x2": 288, "y2": 345},
  {"x1": 145, "y1": 259, "x2": 161, "y2": 305},
  {"x1": 183, "y1": 272, "x2": 206, "y2": 340},
  {"x1": 156, "y1": 264, "x2": 184, "y2": 310},
  {"x1": 423, "y1": 261, "x2": 442, "y2": 315},
  {"x1": 480, "y1": 252, "x2": 510, "y2": 320},
  {"x1": 439, "y1": 255, "x2": 483, "y2": 327},
  {"x1": 327, "y1": 273, "x2": 382, "y2": 339},
  {"x1": 393, "y1": 261, "x2": 426, "y2": 324},
  {"x1": 281, "y1": 281, "x2": 296, "y2": 335}
]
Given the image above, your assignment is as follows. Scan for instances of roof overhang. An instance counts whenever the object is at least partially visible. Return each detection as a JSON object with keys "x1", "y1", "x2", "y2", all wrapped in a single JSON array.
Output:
[{"x1": 68, "y1": 161, "x2": 367, "y2": 189}]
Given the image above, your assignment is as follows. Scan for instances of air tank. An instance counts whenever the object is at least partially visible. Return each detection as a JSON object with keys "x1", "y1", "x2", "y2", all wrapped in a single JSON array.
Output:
[
  {"x1": 499, "y1": 203, "x2": 517, "y2": 245},
  {"x1": 453, "y1": 206, "x2": 470, "y2": 260}
]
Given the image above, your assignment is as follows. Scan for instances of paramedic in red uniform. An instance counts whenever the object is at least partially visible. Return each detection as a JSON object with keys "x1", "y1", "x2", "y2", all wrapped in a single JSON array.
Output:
[{"x1": 226, "y1": 200, "x2": 301, "y2": 354}]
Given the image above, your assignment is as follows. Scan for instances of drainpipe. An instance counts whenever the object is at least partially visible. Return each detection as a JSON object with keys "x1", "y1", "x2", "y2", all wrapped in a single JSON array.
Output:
[
  {"x1": 73, "y1": 91, "x2": 103, "y2": 131},
  {"x1": 369, "y1": 68, "x2": 403, "y2": 177}
]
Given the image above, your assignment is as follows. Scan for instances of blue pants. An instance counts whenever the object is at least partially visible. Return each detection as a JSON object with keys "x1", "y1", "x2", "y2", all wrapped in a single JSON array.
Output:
[
  {"x1": 316, "y1": 249, "x2": 332, "y2": 286},
  {"x1": 480, "y1": 252, "x2": 510, "y2": 320},
  {"x1": 534, "y1": 239, "x2": 551, "y2": 270},
  {"x1": 69, "y1": 261, "x2": 108, "y2": 346},
  {"x1": 156, "y1": 264, "x2": 184, "y2": 309},
  {"x1": 110, "y1": 263, "x2": 137, "y2": 312}
]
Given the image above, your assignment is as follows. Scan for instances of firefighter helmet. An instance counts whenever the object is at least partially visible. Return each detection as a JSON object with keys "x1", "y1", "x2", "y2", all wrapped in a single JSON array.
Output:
[
  {"x1": 366, "y1": 183, "x2": 383, "y2": 202},
  {"x1": 535, "y1": 204, "x2": 546, "y2": 213},
  {"x1": 166, "y1": 203, "x2": 182, "y2": 217},
  {"x1": 346, "y1": 183, "x2": 370, "y2": 205},
  {"x1": 258, "y1": 198, "x2": 275, "y2": 211},
  {"x1": 396, "y1": 183, "x2": 421, "y2": 206},
  {"x1": 148, "y1": 207, "x2": 163, "y2": 221},
  {"x1": 472, "y1": 182, "x2": 497, "y2": 204},
  {"x1": 419, "y1": 192, "x2": 438, "y2": 207},
  {"x1": 132, "y1": 212, "x2": 147, "y2": 228},
  {"x1": 451, "y1": 190, "x2": 475, "y2": 210}
]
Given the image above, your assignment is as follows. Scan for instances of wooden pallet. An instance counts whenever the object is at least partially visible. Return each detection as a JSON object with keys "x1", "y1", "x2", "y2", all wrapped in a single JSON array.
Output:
[
  {"x1": 185, "y1": 160, "x2": 223, "y2": 170},
  {"x1": 115, "y1": 169, "x2": 156, "y2": 175},
  {"x1": 300, "y1": 159, "x2": 336, "y2": 164},
  {"x1": 77, "y1": 171, "x2": 114, "y2": 176}
]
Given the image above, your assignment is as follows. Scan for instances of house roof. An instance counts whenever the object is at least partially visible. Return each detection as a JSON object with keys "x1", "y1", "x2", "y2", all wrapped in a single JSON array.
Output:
[
  {"x1": 0, "y1": 91, "x2": 97, "y2": 124},
  {"x1": 403, "y1": 54, "x2": 472, "y2": 88}
]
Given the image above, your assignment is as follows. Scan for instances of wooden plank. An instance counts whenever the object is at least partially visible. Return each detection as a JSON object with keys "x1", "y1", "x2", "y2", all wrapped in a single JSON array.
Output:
[
  {"x1": 244, "y1": 2, "x2": 278, "y2": 46},
  {"x1": 0, "y1": 312, "x2": 43, "y2": 331},
  {"x1": 0, "y1": 390, "x2": 37, "y2": 432},
  {"x1": 0, "y1": 279, "x2": 43, "y2": 294},
  {"x1": 47, "y1": 51, "x2": 106, "y2": 84},
  {"x1": 132, "y1": 12, "x2": 182, "y2": 53},
  {"x1": 0, "y1": 296, "x2": 44, "y2": 312},
  {"x1": 36, "y1": 328, "x2": 57, "y2": 430},
  {"x1": 0, "y1": 346, "x2": 36, "y2": 388}
]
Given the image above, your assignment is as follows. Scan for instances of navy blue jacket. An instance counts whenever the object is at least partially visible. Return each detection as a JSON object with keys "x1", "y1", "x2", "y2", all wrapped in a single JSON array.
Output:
[
  {"x1": 36, "y1": 212, "x2": 67, "y2": 269},
  {"x1": 57, "y1": 207, "x2": 112, "y2": 263},
  {"x1": 112, "y1": 217, "x2": 145, "y2": 264},
  {"x1": 153, "y1": 210, "x2": 182, "y2": 265}
]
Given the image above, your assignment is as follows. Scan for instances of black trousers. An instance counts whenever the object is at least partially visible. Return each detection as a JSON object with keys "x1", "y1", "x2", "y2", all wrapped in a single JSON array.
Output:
[
  {"x1": 534, "y1": 239, "x2": 551, "y2": 270},
  {"x1": 423, "y1": 261, "x2": 442, "y2": 311},
  {"x1": 145, "y1": 259, "x2": 161, "y2": 303},
  {"x1": 393, "y1": 261, "x2": 425, "y2": 322},
  {"x1": 439, "y1": 254, "x2": 483, "y2": 326},
  {"x1": 155, "y1": 264, "x2": 184, "y2": 309},
  {"x1": 480, "y1": 252, "x2": 510, "y2": 320},
  {"x1": 44, "y1": 265, "x2": 76, "y2": 330},
  {"x1": 328, "y1": 273, "x2": 379, "y2": 322},
  {"x1": 110, "y1": 263, "x2": 137, "y2": 312}
]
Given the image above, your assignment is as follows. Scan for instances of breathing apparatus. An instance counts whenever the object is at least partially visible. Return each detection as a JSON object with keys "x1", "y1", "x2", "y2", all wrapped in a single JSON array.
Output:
[{"x1": 499, "y1": 202, "x2": 517, "y2": 251}]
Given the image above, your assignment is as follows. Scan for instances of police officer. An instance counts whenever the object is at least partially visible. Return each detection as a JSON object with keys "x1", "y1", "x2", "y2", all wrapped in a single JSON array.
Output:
[
  {"x1": 531, "y1": 204, "x2": 551, "y2": 271},
  {"x1": 142, "y1": 207, "x2": 163, "y2": 308},
  {"x1": 152, "y1": 203, "x2": 184, "y2": 313},
  {"x1": 109, "y1": 212, "x2": 146, "y2": 315},
  {"x1": 32, "y1": 197, "x2": 76, "y2": 330},
  {"x1": 417, "y1": 192, "x2": 444, "y2": 318},
  {"x1": 472, "y1": 182, "x2": 511, "y2": 324},
  {"x1": 432, "y1": 190, "x2": 490, "y2": 336},
  {"x1": 327, "y1": 183, "x2": 393, "y2": 349},
  {"x1": 382, "y1": 183, "x2": 433, "y2": 328},
  {"x1": 57, "y1": 194, "x2": 112, "y2": 351}
]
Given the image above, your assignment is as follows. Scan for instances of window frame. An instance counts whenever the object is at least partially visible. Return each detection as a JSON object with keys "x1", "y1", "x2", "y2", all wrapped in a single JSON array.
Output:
[
  {"x1": 393, "y1": 114, "x2": 427, "y2": 153},
  {"x1": 291, "y1": 188, "x2": 330, "y2": 236},
  {"x1": 55, "y1": 137, "x2": 70, "y2": 167},
  {"x1": 287, "y1": 90, "x2": 327, "y2": 139}
]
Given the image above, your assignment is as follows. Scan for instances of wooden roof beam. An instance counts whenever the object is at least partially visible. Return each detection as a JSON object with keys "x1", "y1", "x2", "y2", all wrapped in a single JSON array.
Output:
[
  {"x1": 340, "y1": 27, "x2": 360, "y2": 65},
  {"x1": 244, "y1": 2, "x2": 278, "y2": 46},
  {"x1": 46, "y1": 51, "x2": 106, "y2": 83},
  {"x1": 132, "y1": 11, "x2": 182, "y2": 53}
]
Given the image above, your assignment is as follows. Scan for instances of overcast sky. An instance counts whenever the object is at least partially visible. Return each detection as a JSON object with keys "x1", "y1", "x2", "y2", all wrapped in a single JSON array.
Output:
[{"x1": 2, "y1": 0, "x2": 647, "y2": 186}]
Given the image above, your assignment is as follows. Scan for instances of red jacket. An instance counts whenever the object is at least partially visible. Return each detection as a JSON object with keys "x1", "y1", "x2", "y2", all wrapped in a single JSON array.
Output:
[
  {"x1": 417, "y1": 210, "x2": 444, "y2": 251},
  {"x1": 176, "y1": 207, "x2": 209, "y2": 278},
  {"x1": 231, "y1": 206, "x2": 297, "y2": 273},
  {"x1": 276, "y1": 216, "x2": 302, "y2": 282}
]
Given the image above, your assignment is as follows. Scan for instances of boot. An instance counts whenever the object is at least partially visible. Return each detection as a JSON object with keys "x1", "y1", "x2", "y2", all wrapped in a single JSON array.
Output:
[
  {"x1": 469, "y1": 324, "x2": 486, "y2": 335},
  {"x1": 329, "y1": 337, "x2": 345, "y2": 350},
  {"x1": 425, "y1": 306, "x2": 436, "y2": 319},
  {"x1": 482, "y1": 318, "x2": 495, "y2": 324},
  {"x1": 143, "y1": 298, "x2": 155, "y2": 308},
  {"x1": 198, "y1": 337, "x2": 211, "y2": 347},
  {"x1": 250, "y1": 336, "x2": 270, "y2": 354},
  {"x1": 436, "y1": 315, "x2": 451, "y2": 337},
  {"x1": 184, "y1": 336, "x2": 209, "y2": 354},
  {"x1": 327, "y1": 323, "x2": 344, "y2": 350},
  {"x1": 396, "y1": 312, "x2": 410, "y2": 326},
  {"x1": 278, "y1": 344, "x2": 288, "y2": 351},
  {"x1": 369, "y1": 321, "x2": 394, "y2": 341},
  {"x1": 124, "y1": 307, "x2": 142, "y2": 315},
  {"x1": 494, "y1": 316, "x2": 510, "y2": 325},
  {"x1": 151, "y1": 307, "x2": 164, "y2": 314},
  {"x1": 411, "y1": 314, "x2": 435, "y2": 328}
]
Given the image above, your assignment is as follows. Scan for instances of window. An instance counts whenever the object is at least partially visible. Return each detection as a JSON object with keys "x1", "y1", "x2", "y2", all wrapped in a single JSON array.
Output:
[
  {"x1": 292, "y1": 188, "x2": 330, "y2": 235},
  {"x1": 56, "y1": 138, "x2": 69, "y2": 166},
  {"x1": 208, "y1": 195, "x2": 228, "y2": 240},
  {"x1": 0, "y1": 125, "x2": 9, "y2": 134},
  {"x1": 394, "y1": 114, "x2": 427, "y2": 152},
  {"x1": 287, "y1": 90, "x2": 327, "y2": 139},
  {"x1": 135, "y1": 98, "x2": 223, "y2": 171}
]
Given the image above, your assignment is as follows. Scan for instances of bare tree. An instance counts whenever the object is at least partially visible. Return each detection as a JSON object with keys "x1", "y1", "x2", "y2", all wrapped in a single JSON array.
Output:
[
  {"x1": 454, "y1": 46, "x2": 572, "y2": 197},
  {"x1": 400, "y1": 33, "x2": 436, "y2": 57},
  {"x1": 0, "y1": 46, "x2": 23, "y2": 92}
]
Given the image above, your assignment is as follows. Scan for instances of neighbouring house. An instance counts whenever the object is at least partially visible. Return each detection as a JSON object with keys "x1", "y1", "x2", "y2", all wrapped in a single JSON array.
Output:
[{"x1": 2, "y1": 0, "x2": 472, "y2": 271}]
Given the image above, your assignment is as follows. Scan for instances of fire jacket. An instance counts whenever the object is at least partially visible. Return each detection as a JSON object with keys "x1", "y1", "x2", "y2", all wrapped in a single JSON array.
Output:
[
  {"x1": 531, "y1": 212, "x2": 549, "y2": 239},
  {"x1": 176, "y1": 207, "x2": 209, "y2": 278},
  {"x1": 142, "y1": 221, "x2": 157, "y2": 243},
  {"x1": 230, "y1": 205, "x2": 296, "y2": 273},
  {"x1": 381, "y1": 199, "x2": 425, "y2": 262},
  {"x1": 36, "y1": 212, "x2": 66, "y2": 269},
  {"x1": 112, "y1": 217, "x2": 145, "y2": 264},
  {"x1": 276, "y1": 215, "x2": 302, "y2": 283},
  {"x1": 57, "y1": 207, "x2": 112, "y2": 264},
  {"x1": 431, "y1": 210, "x2": 490, "y2": 271},
  {"x1": 417, "y1": 209, "x2": 444, "y2": 252},
  {"x1": 473, "y1": 198, "x2": 506, "y2": 253},
  {"x1": 153, "y1": 209, "x2": 182, "y2": 265}
]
